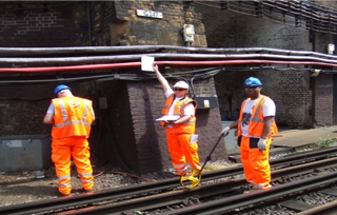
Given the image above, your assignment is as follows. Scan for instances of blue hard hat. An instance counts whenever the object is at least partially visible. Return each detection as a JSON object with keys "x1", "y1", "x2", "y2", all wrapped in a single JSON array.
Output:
[
  {"x1": 54, "y1": 84, "x2": 71, "y2": 96},
  {"x1": 244, "y1": 77, "x2": 262, "y2": 88}
]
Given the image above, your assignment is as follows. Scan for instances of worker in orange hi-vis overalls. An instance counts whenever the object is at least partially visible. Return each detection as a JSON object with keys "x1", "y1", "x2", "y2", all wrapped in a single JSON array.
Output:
[
  {"x1": 219, "y1": 77, "x2": 278, "y2": 191},
  {"x1": 153, "y1": 64, "x2": 201, "y2": 177},
  {"x1": 43, "y1": 84, "x2": 95, "y2": 196}
]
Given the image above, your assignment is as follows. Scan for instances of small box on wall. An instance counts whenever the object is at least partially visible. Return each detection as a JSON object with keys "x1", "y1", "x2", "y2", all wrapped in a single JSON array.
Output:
[{"x1": 194, "y1": 97, "x2": 219, "y2": 109}]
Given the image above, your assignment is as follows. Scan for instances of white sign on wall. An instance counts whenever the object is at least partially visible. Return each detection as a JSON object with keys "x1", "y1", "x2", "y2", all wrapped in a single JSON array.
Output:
[{"x1": 136, "y1": 9, "x2": 163, "y2": 19}]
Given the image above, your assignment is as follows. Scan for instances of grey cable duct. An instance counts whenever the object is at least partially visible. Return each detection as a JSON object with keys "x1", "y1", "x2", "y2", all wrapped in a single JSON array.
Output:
[
  {"x1": 0, "y1": 45, "x2": 335, "y2": 56},
  {"x1": 2, "y1": 52, "x2": 337, "y2": 65}
]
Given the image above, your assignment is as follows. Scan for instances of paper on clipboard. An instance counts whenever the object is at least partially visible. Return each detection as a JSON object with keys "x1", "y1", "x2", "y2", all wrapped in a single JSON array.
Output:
[
  {"x1": 191, "y1": 134, "x2": 198, "y2": 142},
  {"x1": 141, "y1": 56, "x2": 154, "y2": 71},
  {"x1": 155, "y1": 115, "x2": 180, "y2": 122}
]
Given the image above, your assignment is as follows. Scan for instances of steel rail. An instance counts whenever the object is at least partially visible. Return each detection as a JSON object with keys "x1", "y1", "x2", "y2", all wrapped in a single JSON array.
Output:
[
  {"x1": 161, "y1": 166, "x2": 337, "y2": 215},
  {"x1": 57, "y1": 155, "x2": 337, "y2": 214},
  {"x1": 0, "y1": 147, "x2": 336, "y2": 214},
  {"x1": 296, "y1": 200, "x2": 337, "y2": 215}
]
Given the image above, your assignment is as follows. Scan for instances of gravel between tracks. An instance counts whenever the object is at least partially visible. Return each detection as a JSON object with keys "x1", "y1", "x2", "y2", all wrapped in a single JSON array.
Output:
[
  {"x1": 0, "y1": 145, "x2": 322, "y2": 209},
  {"x1": 0, "y1": 160, "x2": 237, "y2": 208}
]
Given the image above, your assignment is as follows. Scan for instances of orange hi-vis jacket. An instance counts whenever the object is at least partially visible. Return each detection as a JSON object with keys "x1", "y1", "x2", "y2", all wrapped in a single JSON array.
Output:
[
  {"x1": 51, "y1": 96, "x2": 94, "y2": 138},
  {"x1": 161, "y1": 94, "x2": 197, "y2": 134},
  {"x1": 237, "y1": 95, "x2": 278, "y2": 138}
]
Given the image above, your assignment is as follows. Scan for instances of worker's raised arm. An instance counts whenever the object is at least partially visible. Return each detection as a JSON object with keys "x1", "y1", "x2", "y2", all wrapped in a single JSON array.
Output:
[{"x1": 153, "y1": 64, "x2": 170, "y2": 92}]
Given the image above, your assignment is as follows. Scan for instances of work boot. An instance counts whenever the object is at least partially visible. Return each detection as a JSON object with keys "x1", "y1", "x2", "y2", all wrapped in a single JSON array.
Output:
[
  {"x1": 244, "y1": 184, "x2": 272, "y2": 193},
  {"x1": 57, "y1": 189, "x2": 71, "y2": 196},
  {"x1": 252, "y1": 184, "x2": 272, "y2": 190}
]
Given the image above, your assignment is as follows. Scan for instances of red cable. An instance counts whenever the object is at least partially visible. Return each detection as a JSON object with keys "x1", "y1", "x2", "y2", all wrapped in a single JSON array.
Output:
[{"x1": 0, "y1": 60, "x2": 335, "y2": 73}]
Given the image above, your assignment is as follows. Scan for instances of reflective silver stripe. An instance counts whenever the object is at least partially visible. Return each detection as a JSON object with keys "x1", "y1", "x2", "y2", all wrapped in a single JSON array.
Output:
[
  {"x1": 83, "y1": 100, "x2": 89, "y2": 122},
  {"x1": 58, "y1": 175, "x2": 71, "y2": 180},
  {"x1": 254, "y1": 183, "x2": 269, "y2": 189},
  {"x1": 176, "y1": 167, "x2": 188, "y2": 173},
  {"x1": 81, "y1": 179, "x2": 93, "y2": 183},
  {"x1": 174, "y1": 163, "x2": 187, "y2": 169},
  {"x1": 180, "y1": 100, "x2": 188, "y2": 113},
  {"x1": 55, "y1": 120, "x2": 91, "y2": 128},
  {"x1": 58, "y1": 182, "x2": 71, "y2": 187},
  {"x1": 79, "y1": 172, "x2": 93, "y2": 177},
  {"x1": 249, "y1": 97, "x2": 266, "y2": 123},
  {"x1": 58, "y1": 98, "x2": 68, "y2": 121}
]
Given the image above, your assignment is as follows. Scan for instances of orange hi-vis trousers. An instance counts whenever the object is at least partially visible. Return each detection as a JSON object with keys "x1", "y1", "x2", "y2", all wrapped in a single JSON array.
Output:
[
  {"x1": 165, "y1": 129, "x2": 201, "y2": 175},
  {"x1": 240, "y1": 135, "x2": 271, "y2": 188},
  {"x1": 52, "y1": 136, "x2": 94, "y2": 195}
]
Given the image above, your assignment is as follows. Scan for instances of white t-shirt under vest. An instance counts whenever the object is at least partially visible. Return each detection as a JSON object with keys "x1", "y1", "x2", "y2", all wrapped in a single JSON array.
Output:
[{"x1": 241, "y1": 97, "x2": 276, "y2": 137}]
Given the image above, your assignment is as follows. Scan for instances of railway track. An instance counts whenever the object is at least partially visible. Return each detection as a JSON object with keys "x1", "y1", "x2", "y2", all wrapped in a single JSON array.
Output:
[
  {"x1": 0, "y1": 147, "x2": 336, "y2": 215},
  {"x1": 65, "y1": 156, "x2": 337, "y2": 214},
  {"x1": 296, "y1": 199, "x2": 337, "y2": 215},
  {"x1": 160, "y1": 171, "x2": 337, "y2": 215}
]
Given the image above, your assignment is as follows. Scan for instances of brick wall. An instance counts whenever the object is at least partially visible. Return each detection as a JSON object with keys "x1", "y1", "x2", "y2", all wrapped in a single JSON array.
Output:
[
  {"x1": 215, "y1": 69, "x2": 312, "y2": 128},
  {"x1": 196, "y1": 2, "x2": 314, "y2": 128},
  {"x1": 195, "y1": 4, "x2": 311, "y2": 50},
  {"x1": 74, "y1": 1, "x2": 208, "y2": 46},
  {"x1": 271, "y1": 71, "x2": 312, "y2": 128},
  {"x1": 127, "y1": 78, "x2": 225, "y2": 174},
  {"x1": 91, "y1": 76, "x2": 225, "y2": 175},
  {"x1": 0, "y1": 2, "x2": 78, "y2": 136},
  {"x1": 0, "y1": 82, "x2": 94, "y2": 136},
  {"x1": 74, "y1": 2, "x2": 90, "y2": 46},
  {"x1": 90, "y1": 80, "x2": 139, "y2": 172},
  {"x1": 112, "y1": 1, "x2": 207, "y2": 46},
  {"x1": 315, "y1": 74, "x2": 333, "y2": 125},
  {"x1": 312, "y1": 21, "x2": 335, "y2": 126},
  {"x1": 74, "y1": 1, "x2": 117, "y2": 46},
  {"x1": 0, "y1": 2, "x2": 75, "y2": 47}
]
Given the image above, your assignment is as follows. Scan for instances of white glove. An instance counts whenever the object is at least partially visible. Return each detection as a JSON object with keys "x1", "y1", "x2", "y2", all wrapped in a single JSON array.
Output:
[
  {"x1": 219, "y1": 126, "x2": 230, "y2": 137},
  {"x1": 257, "y1": 138, "x2": 266, "y2": 150}
]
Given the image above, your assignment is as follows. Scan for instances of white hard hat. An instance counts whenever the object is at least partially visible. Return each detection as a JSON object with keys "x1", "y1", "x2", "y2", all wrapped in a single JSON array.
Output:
[{"x1": 173, "y1": 81, "x2": 189, "y2": 89}]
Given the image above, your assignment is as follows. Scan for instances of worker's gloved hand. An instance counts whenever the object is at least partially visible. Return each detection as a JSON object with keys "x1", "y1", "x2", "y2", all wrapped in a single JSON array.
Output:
[
  {"x1": 257, "y1": 138, "x2": 266, "y2": 150},
  {"x1": 219, "y1": 126, "x2": 230, "y2": 137}
]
